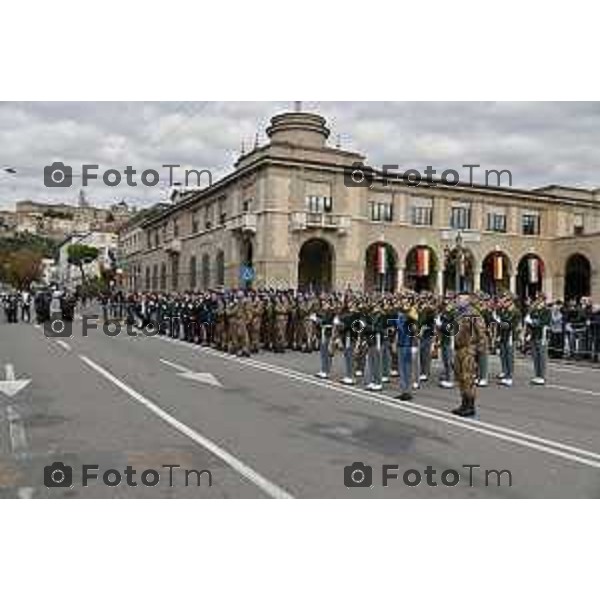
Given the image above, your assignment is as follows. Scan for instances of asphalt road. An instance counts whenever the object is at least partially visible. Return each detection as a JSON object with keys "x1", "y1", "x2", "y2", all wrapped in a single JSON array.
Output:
[{"x1": 1, "y1": 310, "x2": 599, "y2": 498}]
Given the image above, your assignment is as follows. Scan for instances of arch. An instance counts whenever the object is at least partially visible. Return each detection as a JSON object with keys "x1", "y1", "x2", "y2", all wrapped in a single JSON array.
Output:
[
  {"x1": 443, "y1": 246, "x2": 475, "y2": 293},
  {"x1": 564, "y1": 253, "x2": 591, "y2": 301},
  {"x1": 298, "y1": 238, "x2": 334, "y2": 292},
  {"x1": 516, "y1": 253, "x2": 544, "y2": 303},
  {"x1": 240, "y1": 239, "x2": 254, "y2": 289},
  {"x1": 215, "y1": 250, "x2": 225, "y2": 287},
  {"x1": 404, "y1": 245, "x2": 438, "y2": 292},
  {"x1": 480, "y1": 251, "x2": 512, "y2": 295},
  {"x1": 189, "y1": 255, "x2": 197, "y2": 290},
  {"x1": 364, "y1": 242, "x2": 398, "y2": 293},
  {"x1": 201, "y1": 253, "x2": 210, "y2": 290}
]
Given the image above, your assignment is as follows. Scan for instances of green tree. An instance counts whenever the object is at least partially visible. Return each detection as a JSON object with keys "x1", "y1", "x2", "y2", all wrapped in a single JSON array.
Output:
[
  {"x1": 0, "y1": 249, "x2": 44, "y2": 290},
  {"x1": 67, "y1": 244, "x2": 99, "y2": 284}
]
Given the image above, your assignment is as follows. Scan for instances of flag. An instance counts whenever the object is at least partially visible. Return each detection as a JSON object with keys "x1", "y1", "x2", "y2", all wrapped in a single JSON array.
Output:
[
  {"x1": 416, "y1": 247, "x2": 430, "y2": 277},
  {"x1": 377, "y1": 245, "x2": 387, "y2": 274},
  {"x1": 493, "y1": 255, "x2": 503, "y2": 280},
  {"x1": 528, "y1": 257, "x2": 539, "y2": 284}
]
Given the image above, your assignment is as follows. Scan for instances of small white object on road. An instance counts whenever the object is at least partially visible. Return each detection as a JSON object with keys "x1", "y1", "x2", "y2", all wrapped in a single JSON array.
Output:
[{"x1": 0, "y1": 363, "x2": 31, "y2": 398}]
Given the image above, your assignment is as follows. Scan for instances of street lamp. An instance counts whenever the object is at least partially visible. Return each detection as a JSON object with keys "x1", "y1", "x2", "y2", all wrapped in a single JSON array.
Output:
[{"x1": 443, "y1": 231, "x2": 465, "y2": 295}]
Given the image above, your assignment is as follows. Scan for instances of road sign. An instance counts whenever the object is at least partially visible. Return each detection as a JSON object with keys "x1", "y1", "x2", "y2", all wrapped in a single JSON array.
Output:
[{"x1": 240, "y1": 265, "x2": 254, "y2": 282}]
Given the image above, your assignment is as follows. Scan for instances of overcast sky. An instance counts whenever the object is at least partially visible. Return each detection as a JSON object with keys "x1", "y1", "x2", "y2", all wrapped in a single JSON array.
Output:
[{"x1": 1, "y1": 101, "x2": 599, "y2": 210}]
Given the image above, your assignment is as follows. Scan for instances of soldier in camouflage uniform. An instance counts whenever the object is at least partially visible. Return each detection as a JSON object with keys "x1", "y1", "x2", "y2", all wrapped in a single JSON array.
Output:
[{"x1": 452, "y1": 293, "x2": 488, "y2": 417}]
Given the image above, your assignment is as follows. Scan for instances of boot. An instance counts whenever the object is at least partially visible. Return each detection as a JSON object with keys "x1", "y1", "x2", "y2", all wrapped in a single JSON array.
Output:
[{"x1": 451, "y1": 393, "x2": 470, "y2": 417}]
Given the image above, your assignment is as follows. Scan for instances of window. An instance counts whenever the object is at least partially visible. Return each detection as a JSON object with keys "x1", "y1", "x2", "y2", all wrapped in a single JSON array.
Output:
[
  {"x1": 192, "y1": 211, "x2": 199, "y2": 234},
  {"x1": 215, "y1": 250, "x2": 225, "y2": 286},
  {"x1": 486, "y1": 212, "x2": 507, "y2": 233},
  {"x1": 369, "y1": 200, "x2": 393, "y2": 222},
  {"x1": 173, "y1": 218, "x2": 179, "y2": 238},
  {"x1": 242, "y1": 199, "x2": 252, "y2": 213},
  {"x1": 409, "y1": 196, "x2": 433, "y2": 226},
  {"x1": 146, "y1": 231, "x2": 152, "y2": 249},
  {"x1": 305, "y1": 195, "x2": 333, "y2": 213},
  {"x1": 154, "y1": 230, "x2": 159, "y2": 247},
  {"x1": 522, "y1": 213, "x2": 540, "y2": 236},
  {"x1": 574, "y1": 213, "x2": 584, "y2": 236},
  {"x1": 145, "y1": 266, "x2": 151, "y2": 290},
  {"x1": 189, "y1": 256, "x2": 197, "y2": 289},
  {"x1": 204, "y1": 205, "x2": 212, "y2": 230},
  {"x1": 218, "y1": 199, "x2": 226, "y2": 226},
  {"x1": 412, "y1": 206, "x2": 432, "y2": 226},
  {"x1": 450, "y1": 204, "x2": 471, "y2": 230}
]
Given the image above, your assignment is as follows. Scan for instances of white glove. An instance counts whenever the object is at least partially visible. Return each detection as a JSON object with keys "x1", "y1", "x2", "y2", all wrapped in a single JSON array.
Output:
[{"x1": 524, "y1": 314, "x2": 533, "y2": 325}]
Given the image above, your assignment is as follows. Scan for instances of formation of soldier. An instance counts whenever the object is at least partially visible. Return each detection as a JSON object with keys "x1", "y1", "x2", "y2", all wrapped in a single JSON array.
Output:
[{"x1": 110, "y1": 287, "x2": 600, "y2": 417}]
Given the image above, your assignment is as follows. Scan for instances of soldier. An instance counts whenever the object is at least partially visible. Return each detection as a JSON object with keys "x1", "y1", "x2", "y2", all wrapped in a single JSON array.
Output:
[
  {"x1": 451, "y1": 293, "x2": 487, "y2": 417},
  {"x1": 395, "y1": 297, "x2": 418, "y2": 401},
  {"x1": 339, "y1": 294, "x2": 360, "y2": 385},
  {"x1": 438, "y1": 297, "x2": 457, "y2": 389},
  {"x1": 235, "y1": 292, "x2": 251, "y2": 357},
  {"x1": 315, "y1": 295, "x2": 335, "y2": 378},
  {"x1": 475, "y1": 294, "x2": 492, "y2": 387},
  {"x1": 21, "y1": 289, "x2": 32, "y2": 323},
  {"x1": 495, "y1": 295, "x2": 520, "y2": 387},
  {"x1": 418, "y1": 294, "x2": 436, "y2": 383},
  {"x1": 525, "y1": 294, "x2": 551, "y2": 385},
  {"x1": 273, "y1": 293, "x2": 289, "y2": 353}
]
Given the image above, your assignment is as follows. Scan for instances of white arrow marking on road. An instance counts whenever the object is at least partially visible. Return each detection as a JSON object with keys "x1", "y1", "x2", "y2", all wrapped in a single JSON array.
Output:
[
  {"x1": 159, "y1": 358, "x2": 223, "y2": 388},
  {"x1": 0, "y1": 364, "x2": 31, "y2": 398}
]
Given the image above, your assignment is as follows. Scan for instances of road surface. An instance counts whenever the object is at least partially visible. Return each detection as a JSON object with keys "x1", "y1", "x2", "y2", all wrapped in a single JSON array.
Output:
[{"x1": 0, "y1": 311, "x2": 599, "y2": 498}]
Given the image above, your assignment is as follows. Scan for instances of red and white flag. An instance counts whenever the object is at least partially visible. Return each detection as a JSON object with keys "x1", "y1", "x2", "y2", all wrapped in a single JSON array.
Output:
[
  {"x1": 416, "y1": 247, "x2": 430, "y2": 277},
  {"x1": 528, "y1": 257, "x2": 539, "y2": 284},
  {"x1": 493, "y1": 255, "x2": 503, "y2": 280},
  {"x1": 377, "y1": 245, "x2": 387, "y2": 275}
]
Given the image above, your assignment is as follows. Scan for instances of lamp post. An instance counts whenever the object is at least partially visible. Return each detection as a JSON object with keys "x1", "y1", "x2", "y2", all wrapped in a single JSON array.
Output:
[{"x1": 455, "y1": 231, "x2": 463, "y2": 293}]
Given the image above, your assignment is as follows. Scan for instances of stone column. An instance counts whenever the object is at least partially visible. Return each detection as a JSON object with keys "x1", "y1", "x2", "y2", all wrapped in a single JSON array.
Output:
[
  {"x1": 437, "y1": 269, "x2": 444, "y2": 295},
  {"x1": 474, "y1": 270, "x2": 482, "y2": 293},
  {"x1": 510, "y1": 274, "x2": 517, "y2": 295},
  {"x1": 543, "y1": 276, "x2": 553, "y2": 302},
  {"x1": 396, "y1": 267, "x2": 404, "y2": 292}
]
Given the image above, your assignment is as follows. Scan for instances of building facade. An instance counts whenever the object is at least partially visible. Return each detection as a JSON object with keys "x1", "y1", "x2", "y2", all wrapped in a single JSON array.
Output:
[{"x1": 120, "y1": 109, "x2": 600, "y2": 302}]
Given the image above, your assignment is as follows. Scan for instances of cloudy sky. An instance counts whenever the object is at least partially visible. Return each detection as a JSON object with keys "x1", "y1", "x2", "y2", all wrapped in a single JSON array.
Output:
[{"x1": 1, "y1": 101, "x2": 599, "y2": 210}]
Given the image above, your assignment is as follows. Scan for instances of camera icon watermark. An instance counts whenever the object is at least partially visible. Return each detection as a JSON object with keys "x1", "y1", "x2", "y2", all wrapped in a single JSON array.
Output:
[
  {"x1": 343, "y1": 162, "x2": 374, "y2": 188},
  {"x1": 344, "y1": 462, "x2": 373, "y2": 487},
  {"x1": 43, "y1": 314, "x2": 73, "y2": 338},
  {"x1": 44, "y1": 161, "x2": 73, "y2": 187},
  {"x1": 44, "y1": 461, "x2": 73, "y2": 488}
]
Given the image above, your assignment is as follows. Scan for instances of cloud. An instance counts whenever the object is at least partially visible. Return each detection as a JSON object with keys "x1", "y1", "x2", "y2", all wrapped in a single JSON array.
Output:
[{"x1": 1, "y1": 101, "x2": 599, "y2": 210}]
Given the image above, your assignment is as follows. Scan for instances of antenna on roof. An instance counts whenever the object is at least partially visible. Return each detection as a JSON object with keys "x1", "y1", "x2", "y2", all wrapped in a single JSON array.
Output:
[
  {"x1": 254, "y1": 131, "x2": 259, "y2": 149},
  {"x1": 335, "y1": 134, "x2": 341, "y2": 149},
  {"x1": 241, "y1": 139, "x2": 246, "y2": 155}
]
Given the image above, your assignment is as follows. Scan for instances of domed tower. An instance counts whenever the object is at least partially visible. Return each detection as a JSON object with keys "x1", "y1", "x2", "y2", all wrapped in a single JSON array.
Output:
[{"x1": 266, "y1": 110, "x2": 330, "y2": 148}]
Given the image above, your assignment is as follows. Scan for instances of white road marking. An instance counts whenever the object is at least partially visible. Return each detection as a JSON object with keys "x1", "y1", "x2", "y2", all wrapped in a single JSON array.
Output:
[
  {"x1": 6, "y1": 405, "x2": 28, "y2": 455},
  {"x1": 0, "y1": 363, "x2": 31, "y2": 398},
  {"x1": 159, "y1": 358, "x2": 222, "y2": 387},
  {"x1": 79, "y1": 355, "x2": 293, "y2": 499},
  {"x1": 17, "y1": 487, "x2": 34, "y2": 499},
  {"x1": 33, "y1": 324, "x2": 41, "y2": 329},
  {"x1": 150, "y1": 336, "x2": 600, "y2": 469},
  {"x1": 55, "y1": 340, "x2": 71, "y2": 351},
  {"x1": 546, "y1": 384, "x2": 600, "y2": 397}
]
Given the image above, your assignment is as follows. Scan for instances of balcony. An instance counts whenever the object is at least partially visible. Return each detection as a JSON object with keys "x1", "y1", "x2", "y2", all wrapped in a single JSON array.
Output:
[
  {"x1": 289, "y1": 212, "x2": 350, "y2": 234},
  {"x1": 226, "y1": 213, "x2": 257, "y2": 234},
  {"x1": 166, "y1": 238, "x2": 182, "y2": 254}
]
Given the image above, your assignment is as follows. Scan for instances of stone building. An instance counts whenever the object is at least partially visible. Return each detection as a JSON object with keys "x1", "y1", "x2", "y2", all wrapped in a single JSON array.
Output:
[{"x1": 120, "y1": 108, "x2": 600, "y2": 302}]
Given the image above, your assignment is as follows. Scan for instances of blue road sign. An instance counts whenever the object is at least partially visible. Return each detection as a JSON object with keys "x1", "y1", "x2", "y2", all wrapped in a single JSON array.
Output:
[{"x1": 240, "y1": 265, "x2": 255, "y2": 282}]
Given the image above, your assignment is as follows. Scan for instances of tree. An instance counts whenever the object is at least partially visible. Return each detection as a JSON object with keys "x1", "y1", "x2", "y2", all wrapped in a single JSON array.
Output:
[
  {"x1": 0, "y1": 249, "x2": 44, "y2": 290},
  {"x1": 67, "y1": 244, "x2": 99, "y2": 284}
]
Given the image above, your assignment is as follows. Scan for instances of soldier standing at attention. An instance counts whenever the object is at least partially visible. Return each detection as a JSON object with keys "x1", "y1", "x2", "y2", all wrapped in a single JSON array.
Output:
[
  {"x1": 525, "y1": 294, "x2": 551, "y2": 385},
  {"x1": 451, "y1": 293, "x2": 487, "y2": 418}
]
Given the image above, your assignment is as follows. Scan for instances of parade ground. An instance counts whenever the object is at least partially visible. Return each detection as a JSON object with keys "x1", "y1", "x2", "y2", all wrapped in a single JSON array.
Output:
[{"x1": 0, "y1": 312, "x2": 598, "y2": 499}]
